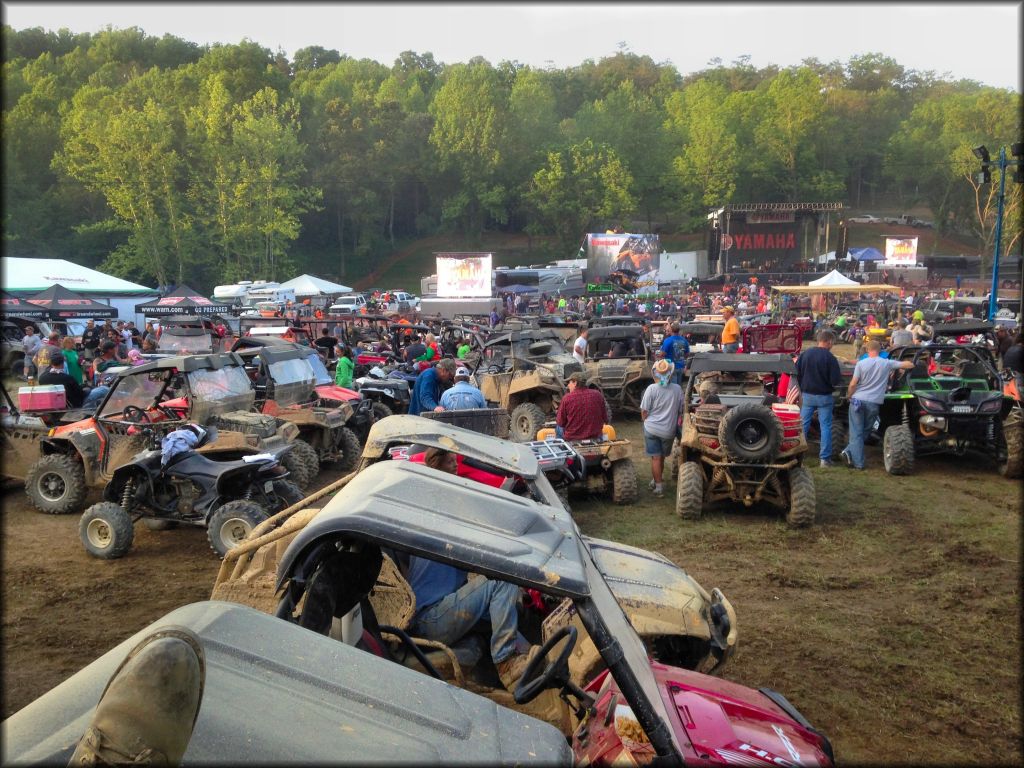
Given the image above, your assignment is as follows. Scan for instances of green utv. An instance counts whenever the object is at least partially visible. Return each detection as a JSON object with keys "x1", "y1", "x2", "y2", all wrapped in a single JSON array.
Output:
[{"x1": 879, "y1": 342, "x2": 1021, "y2": 478}]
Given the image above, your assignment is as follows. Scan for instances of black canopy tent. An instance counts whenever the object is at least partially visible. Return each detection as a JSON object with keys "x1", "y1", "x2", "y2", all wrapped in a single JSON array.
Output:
[
  {"x1": 135, "y1": 284, "x2": 233, "y2": 316},
  {"x1": 23, "y1": 284, "x2": 118, "y2": 319},
  {"x1": 0, "y1": 290, "x2": 48, "y2": 318}
]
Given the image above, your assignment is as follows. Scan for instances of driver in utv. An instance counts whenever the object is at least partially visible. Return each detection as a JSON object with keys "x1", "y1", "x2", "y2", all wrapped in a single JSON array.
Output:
[{"x1": 407, "y1": 448, "x2": 539, "y2": 691}]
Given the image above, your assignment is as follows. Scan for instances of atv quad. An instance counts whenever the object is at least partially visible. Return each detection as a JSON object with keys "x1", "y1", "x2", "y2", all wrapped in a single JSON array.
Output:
[
  {"x1": 21, "y1": 353, "x2": 310, "y2": 515},
  {"x1": 534, "y1": 426, "x2": 638, "y2": 505},
  {"x1": 879, "y1": 343, "x2": 1020, "y2": 477},
  {"x1": 673, "y1": 353, "x2": 817, "y2": 526}
]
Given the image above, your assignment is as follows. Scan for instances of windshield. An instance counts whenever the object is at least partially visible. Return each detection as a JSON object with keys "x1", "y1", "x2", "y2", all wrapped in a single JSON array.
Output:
[
  {"x1": 268, "y1": 358, "x2": 316, "y2": 387},
  {"x1": 159, "y1": 332, "x2": 212, "y2": 354},
  {"x1": 99, "y1": 371, "x2": 166, "y2": 418},
  {"x1": 188, "y1": 366, "x2": 253, "y2": 400},
  {"x1": 303, "y1": 354, "x2": 332, "y2": 386}
]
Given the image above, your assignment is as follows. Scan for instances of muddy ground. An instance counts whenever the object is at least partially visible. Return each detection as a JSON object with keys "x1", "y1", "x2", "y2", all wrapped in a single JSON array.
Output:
[{"x1": 2, "y1": 417, "x2": 1020, "y2": 764}]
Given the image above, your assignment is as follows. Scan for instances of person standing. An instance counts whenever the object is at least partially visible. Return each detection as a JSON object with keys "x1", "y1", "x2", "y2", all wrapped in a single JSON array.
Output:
[
  {"x1": 795, "y1": 330, "x2": 843, "y2": 467},
  {"x1": 409, "y1": 358, "x2": 456, "y2": 416},
  {"x1": 659, "y1": 322, "x2": 690, "y2": 385},
  {"x1": 720, "y1": 306, "x2": 741, "y2": 353},
  {"x1": 334, "y1": 344, "x2": 354, "y2": 388},
  {"x1": 640, "y1": 359, "x2": 684, "y2": 497},
  {"x1": 841, "y1": 340, "x2": 913, "y2": 470},
  {"x1": 439, "y1": 366, "x2": 487, "y2": 411},
  {"x1": 81, "y1": 319, "x2": 102, "y2": 360},
  {"x1": 21, "y1": 325, "x2": 42, "y2": 380},
  {"x1": 61, "y1": 336, "x2": 85, "y2": 385},
  {"x1": 572, "y1": 327, "x2": 589, "y2": 365},
  {"x1": 889, "y1": 319, "x2": 914, "y2": 348},
  {"x1": 1002, "y1": 331, "x2": 1024, "y2": 395}
]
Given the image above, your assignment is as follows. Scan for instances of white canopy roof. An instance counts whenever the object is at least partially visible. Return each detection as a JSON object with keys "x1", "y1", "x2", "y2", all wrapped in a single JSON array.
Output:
[
  {"x1": 808, "y1": 269, "x2": 859, "y2": 288},
  {"x1": 2, "y1": 257, "x2": 158, "y2": 296},
  {"x1": 278, "y1": 274, "x2": 352, "y2": 297}
]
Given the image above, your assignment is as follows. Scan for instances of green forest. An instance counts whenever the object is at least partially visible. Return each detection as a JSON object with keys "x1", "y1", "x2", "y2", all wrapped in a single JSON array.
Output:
[{"x1": 3, "y1": 25, "x2": 1021, "y2": 292}]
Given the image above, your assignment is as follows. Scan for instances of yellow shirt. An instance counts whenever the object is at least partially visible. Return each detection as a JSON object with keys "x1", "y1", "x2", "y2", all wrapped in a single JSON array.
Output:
[{"x1": 722, "y1": 317, "x2": 741, "y2": 344}]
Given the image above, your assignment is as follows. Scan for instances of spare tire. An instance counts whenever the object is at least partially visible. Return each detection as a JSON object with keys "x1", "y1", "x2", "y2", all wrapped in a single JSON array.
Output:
[{"x1": 717, "y1": 402, "x2": 783, "y2": 463}]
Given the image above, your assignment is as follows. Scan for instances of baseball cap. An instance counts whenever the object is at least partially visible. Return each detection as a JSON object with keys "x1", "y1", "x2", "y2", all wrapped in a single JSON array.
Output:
[{"x1": 455, "y1": 366, "x2": 472, "y2": 378}]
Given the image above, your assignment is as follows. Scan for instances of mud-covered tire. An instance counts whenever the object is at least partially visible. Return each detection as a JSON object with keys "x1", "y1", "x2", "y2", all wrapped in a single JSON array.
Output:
[
  {"x1": 371, "y1": 401, "x2": 393, "y2": 421},
  {"x1": 282, "y1": 439, "x2": 319, "y2": 489},
  {"x1": 80, "y1": 502, "x2": 135, "y2": 559},
  {"x1": 143, "y1": 518, "x2": 178, "y2": 531},
  {"x1": 270, "y1": 479, "x2": 304, "y2": 511},
  {"x1": 882, "y1": 424, "x2": 915, "y2": 475},
  {"x1": 718, "y1": 403, "x2": 782, "y2": 463},
  {"x1": 830, "y1": 419, "x2": 849, "y2": 461},
  {"x1": 25, "y1": 454, "x2": 88, "y2": 515},
  {"x1": 675, "y1": 462, "x2": 705, "y2": 520},
  {"x1": 1000, "y1": 411, "x2": 1023, "y2": 479},
  {"x1": 206, "y1": 500, "x2": 269, "y2": 559},
  {"x1": 510, "y1": 403, "x2": 547, "y2": 443},
  {"x1": 336, "y1": 427, "x2": 362, "y2": 473},
  {"x1": 786, "y1": 467, "x2": 816, "y2": 527},
  {"x1": 610, "y1": 459, "x2": 638, "y2": 504}
]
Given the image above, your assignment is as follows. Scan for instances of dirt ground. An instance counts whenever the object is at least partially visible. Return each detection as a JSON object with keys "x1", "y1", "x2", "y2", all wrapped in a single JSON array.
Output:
[{"x1": 2, "y1": 413, "x2": 1021, "y2": 764}]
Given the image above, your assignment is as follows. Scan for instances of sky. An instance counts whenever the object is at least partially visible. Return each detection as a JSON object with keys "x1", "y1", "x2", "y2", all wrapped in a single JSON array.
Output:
[{"x1": 1, "y1": 2, "x2": 1021, "y2": 92}]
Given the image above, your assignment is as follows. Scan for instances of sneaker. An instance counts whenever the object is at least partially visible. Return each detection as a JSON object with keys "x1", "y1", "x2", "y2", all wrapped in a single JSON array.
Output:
[
  {"x1": 496, "y1": 646, "x2": 540, "y2": 692},
  {"x1": 69, "y1": 626, "x2": 205, "y2": 765},
  {"x1": 840, "y1": 448, "x2": 852, "y2": 467},
  {"x1": 819, "y1": 460, "x2": 834, "y2": 468},
  {"x1": 652, "y1": 484, "x2": 664, "y2": 497},
  {"x1": 648, "y1": 479, "x2": 657, "y2": 491}
]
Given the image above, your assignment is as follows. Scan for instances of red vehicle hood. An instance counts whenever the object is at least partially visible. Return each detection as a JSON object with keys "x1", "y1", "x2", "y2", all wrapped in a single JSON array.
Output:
[
  {"x1": 315, "y1": 384, "x2": 360, "y2": 403},
  {"x1": 654, "y1": 663, "x2": 832, "y2": 766}
]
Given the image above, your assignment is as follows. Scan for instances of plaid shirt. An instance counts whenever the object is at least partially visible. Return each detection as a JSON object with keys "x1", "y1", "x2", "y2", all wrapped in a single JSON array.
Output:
[{"x1": 556, "y1": 386, "x2": 608, "y2": 441}]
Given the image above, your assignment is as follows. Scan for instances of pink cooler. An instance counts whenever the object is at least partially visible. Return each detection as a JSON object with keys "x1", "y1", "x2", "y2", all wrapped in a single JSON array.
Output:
[{"x1": 19, "y1": 385, "x2": 67, "y2": 412}]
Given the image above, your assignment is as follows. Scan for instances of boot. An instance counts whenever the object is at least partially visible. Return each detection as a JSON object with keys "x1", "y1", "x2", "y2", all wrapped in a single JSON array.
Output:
[
  {"x1": 496, "y1": 645, "x2": 541, "y2": 692},
  {"x1": 68, "y1": 626, "x2": 205, "y2": 766}
]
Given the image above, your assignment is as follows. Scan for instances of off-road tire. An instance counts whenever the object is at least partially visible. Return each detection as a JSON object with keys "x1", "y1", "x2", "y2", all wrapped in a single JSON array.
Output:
[
  {"x1": 282, "y1": 439, "x2": 319, "y2": 489},
  {"x1": 610, "y1": 459, "x2": 638, "y2": 504},
  {"x1": 830, "y1": 419, "x2": 849, "y2": 461},
  {"x1": 675, "y1": 462, "x2": 705, "y2": 520},
  {"x1": 335, "y1": 427, "x2": 362, "y2": 473},
  {"x1": 206, "y1": 500, "x2": 269, "y2": 559},
  {"x1": 9, "y1": 357, "x2": 25, "y2": 377},
  {"x1": 80, "y1": 502, "x2": 135, "y2": 559},
  {"x1": 1000, "y1": 411, "x2": 1023, "y2": 479},
  {"x1": 371, "y1": 402, "x2": 394, "y2": 422},
  {"x1": 510, "y1": 403, "x2": 547, "y2": 443},
  {"x1": 143, "y1": 519, "x2": 178, "y2": 531},
  {"x1": 25, "y1": 454, "x2": 88, "y2": 515},
  {"x1": 882, "y1": 424, "x2": 915, "y2": 475},
  {"x1": 786, "y1": 467, "x2": 816, "y2": 527},
  {"x1": 717, "y1": 403, "x2": 783, "y2": 463},
  {"x1": 270, "y1": 479, "x2": 304, "y2": 511}
]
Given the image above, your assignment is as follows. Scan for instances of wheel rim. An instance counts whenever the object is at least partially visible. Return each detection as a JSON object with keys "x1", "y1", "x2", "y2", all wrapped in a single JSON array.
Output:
[
  {"x1": 86, "y1": 519, "x2": 112, "y2": 549},
  {"x1": 218, "y1": 517, "x2": 253, "y2": 550},
  {"x1": 38, "y1": 471, "x2": 68, "y2": 502},
  {"x1": 735, "y1": 418, "x2": 769, "y2": 452}
]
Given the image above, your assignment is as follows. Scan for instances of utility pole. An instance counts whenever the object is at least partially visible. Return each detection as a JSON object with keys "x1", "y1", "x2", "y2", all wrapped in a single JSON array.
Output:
[{"x1": 974, "y1": 142, "x2": 1023, "y2": 320}]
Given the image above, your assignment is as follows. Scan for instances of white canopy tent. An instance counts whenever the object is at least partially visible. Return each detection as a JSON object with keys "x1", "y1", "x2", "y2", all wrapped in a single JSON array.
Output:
[
  {"x1": 808, "y1": 269, "x2": 860, "y2": 288},
  {"x1": 278, "y1": 274, "x2": 352, "y2": 297}
]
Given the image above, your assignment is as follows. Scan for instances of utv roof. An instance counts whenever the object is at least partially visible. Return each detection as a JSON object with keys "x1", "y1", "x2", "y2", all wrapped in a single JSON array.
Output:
[
  {"x1": 346, "y1": 314, "x2": 394, "y2": 322},
  {"x1": 687, "y1": 352, "x2": 797, "y2": 374},
  {"x1": 586, "y1": 324, "x2": 647, "y2": 340},
  {"x1": 930, "y1": 320, "x2": 996, "y2": 336},
  {"x1": 277, "y1": 459, "x2": 589, "y2": 598},
  {"x1": 118, "y1": 351, "x2": 244, "y2": 375},
  {"x1": 230, "y1": 336, "x2": 294, "y2": 351},
  {"x1": 590, "y1": 315, "x2": 645, "y2": 326},
  {"x1": 234, "y1": 343, "x2": 308, "y2": 365},
  {"x1": 158, "y1": 325, "x2": 208, "y2": 337},
  {"x1": 678, "y1": 322, "x2": 725, "y2": 334}
]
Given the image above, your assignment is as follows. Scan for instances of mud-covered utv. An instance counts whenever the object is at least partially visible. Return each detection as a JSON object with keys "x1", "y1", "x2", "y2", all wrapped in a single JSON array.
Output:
[
  {"x1": 674, "y1": 353, "x2": 816, "y2": 526},
  {"x1": 19, "y1": 353, "x2": 309, "y2": 514},
  {"x1": 202, "y1": 417, "x2": 835, "y2": 766},
  {"x1": 212, "y1": 417, "x2": 739, "y2": 708},
  {"x1": 472, "y1": 329, "x2": 582, "y2": 442},
  {"x1": 582, "y1": 325, "x2": 652, "y2": 413},
  {"x1": 879, "y1": 343, "x2": 1020, "y2": 478}
]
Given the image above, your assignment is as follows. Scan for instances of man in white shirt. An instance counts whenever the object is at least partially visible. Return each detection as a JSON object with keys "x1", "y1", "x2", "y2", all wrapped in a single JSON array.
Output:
[{"x1": 573, "y1": 328, "x2": 588, "y2": 364}]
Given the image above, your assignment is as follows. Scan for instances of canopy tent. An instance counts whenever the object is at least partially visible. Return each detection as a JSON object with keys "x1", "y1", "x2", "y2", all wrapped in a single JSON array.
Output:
[
  {"x1": 277, "y1": 274, "x2": 352, "y2": 297},
  {"x1": 771, "y1": 283, "x2": 903, "y2": 294},
  {"x1": 846, "y1": 247, "x2": 885, "y2": 262},
  {"x1": 135, "y1": 284, "x2": 232, "y2": 316},
  {"x1": 1, "y1": 290, "x2": 47, "y2": 318},
  {"x1": 1, "y1": 257, "x2": 156, "y2": 296},
  {"x1": 808, "y1": 269, "x2": 859, "y2": 288},
  {"x1": 24, "y1": 284, "x2": 119, "y2": 319}
]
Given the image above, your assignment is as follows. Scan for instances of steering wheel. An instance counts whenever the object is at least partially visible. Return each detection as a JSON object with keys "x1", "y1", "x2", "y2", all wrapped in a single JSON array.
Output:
[
  {"x1": 514, "y1": 625, "x2": 578, "y2": 704},
  {"x1": 121, "y1": 405, "x2": 152, "y2": 424}
]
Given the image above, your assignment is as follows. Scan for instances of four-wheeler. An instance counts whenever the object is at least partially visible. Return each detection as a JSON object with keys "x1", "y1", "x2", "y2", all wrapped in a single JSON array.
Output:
[
  {"x1": 18, "y1": 353, "x2": 309, "y2": 514},
  {"x1": 534, "y1": 428, "x2": 638, "y2": 506},
  {"x1": 80, "y1": 425, "x2": 302, "y2": 560},
  {"x1": 674, "y1": 353, "x2": 817, "y2": 526},
  {"x1": 879, "y1": 343, "x2": 1020, "y2": 477},
  {"x1": 471, "y1": 329, "x2": 581, "y2": 442},
  {"x1": 352, "y1": 367, "x2": 411, "y2": 416},
  {"x1": 200, "y1": 417, "x2": 832, "y2": 765},
  {"x1": 582, "y1": 324, "x2": 652, "y2": 413}
]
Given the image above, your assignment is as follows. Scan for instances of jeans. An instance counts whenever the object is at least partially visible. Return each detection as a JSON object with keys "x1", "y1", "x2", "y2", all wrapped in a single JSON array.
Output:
[
  {"x1": 846, "y1": 399, "x2": 880, "y2": 469},
  {"x1": 82, "y1": 386, "x2": 109, "y2": 410},
  {"x1": 723, "y1": 342, "x2": 739, "y2": 353},
  {"x1": 800, "y1": 393, "x2": 834, "y2": 461},
  {"x1": 411, "y1": 577, "x2": 527, "y2": 665}
]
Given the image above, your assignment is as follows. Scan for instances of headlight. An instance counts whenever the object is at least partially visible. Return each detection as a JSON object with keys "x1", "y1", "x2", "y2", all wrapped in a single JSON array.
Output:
[
  {"x1": 978, "y1": 398, "x2": 1003, "y2": 413},
  {"x1": 919, "y1": 397, "x2": 944, "y2": 412}
]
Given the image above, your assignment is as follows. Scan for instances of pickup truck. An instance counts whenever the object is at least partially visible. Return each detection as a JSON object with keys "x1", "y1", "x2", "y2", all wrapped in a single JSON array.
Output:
[
  {"x1": 884, "y1": 214, "x2": 933, "y2": 228},
  {"x1": 384, "y1": 291, "x2": 420, "y2": 314}
]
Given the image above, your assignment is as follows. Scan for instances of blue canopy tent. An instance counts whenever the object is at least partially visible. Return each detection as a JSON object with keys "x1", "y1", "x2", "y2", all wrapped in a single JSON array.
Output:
[{"x1": 846, "y1": 247, "x2": 885, "y2": 262}]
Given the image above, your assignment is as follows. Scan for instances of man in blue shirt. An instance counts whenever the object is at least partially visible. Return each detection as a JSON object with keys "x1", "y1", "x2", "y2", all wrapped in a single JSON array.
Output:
[
  {"x1": 439, "y1": 367, "x2": 487, "y2": 410},
  {"x1": 842, "y1": 339, "x2": 913, "y2": 469},
  {"x1": 408, "y1": 358, "x2": 456, "y2": 416},
  {"x1": 659, "y1": 322, "x2": 690, "y2": 385},
  {"x1": 795, "y1": 330, "x2": 843, "y2": 467}
]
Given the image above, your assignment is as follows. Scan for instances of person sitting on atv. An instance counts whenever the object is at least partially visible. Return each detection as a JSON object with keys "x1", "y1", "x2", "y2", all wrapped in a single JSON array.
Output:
[
  {"x1": 555, "y1": 372, "x2": 608, "y2": 441},
  {"x1": 406, "y1": 448, "x2": 538, "y2": 692}
]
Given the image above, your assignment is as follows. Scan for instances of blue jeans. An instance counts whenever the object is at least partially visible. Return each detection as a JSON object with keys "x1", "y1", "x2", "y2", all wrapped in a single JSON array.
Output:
[
  {"x1": 723, "y1": 342, "x2": 739, "y2": 353},
  {"x1": 411, "y1": 577, "x2": 527, "y2": 664},
  {"x1": 800, "y1": 393, "x2": 834, "y2": 461},
  {"x1": 846, "y1": 399, "x2": 880, "y2": 469},
  {"x1": 82, "y1": 386, "x2": 109, "y2": 410}
]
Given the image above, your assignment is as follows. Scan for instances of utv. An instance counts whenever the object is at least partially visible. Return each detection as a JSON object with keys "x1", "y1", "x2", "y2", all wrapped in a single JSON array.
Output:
[
  {"x1": 199, "y1": 418, "x2": 834, "y2": 765},
  {"x1": 20, "y1": 353, "x2": 310, "y2": 514},
  {"x1": 582, "y1": 324, "x2": 652, "y2": 413},
  {"x1": 674, "y1": 353, "x2": 816, "y2": 526},
  {"x1": 879, "y1": 343, "x2": 1020, "y2": 477}
]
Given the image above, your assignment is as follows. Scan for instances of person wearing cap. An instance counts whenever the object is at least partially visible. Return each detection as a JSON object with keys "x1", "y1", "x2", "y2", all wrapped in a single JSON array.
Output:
[
  {"x1": 39, "y1": 348, "x2": 109, "y2": 409},
  {"x1": 409, "y1": 357, "x2": 457, "y2": 416},
  {"x1": 94, "y1": 341, "x2": 123, "y2": 375},
  {"x1": 721, "y1": 306, "x2": 741, "y2": 352},
  {"x1": 556, "y1": 372, "x2": 609, "y2": 441},
  {"x1": 439, "y1": 366, "x2": 487, "y2": 411},
  {"x1": 641, "y1": 358, "x2": 684, "y2": 497}
]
